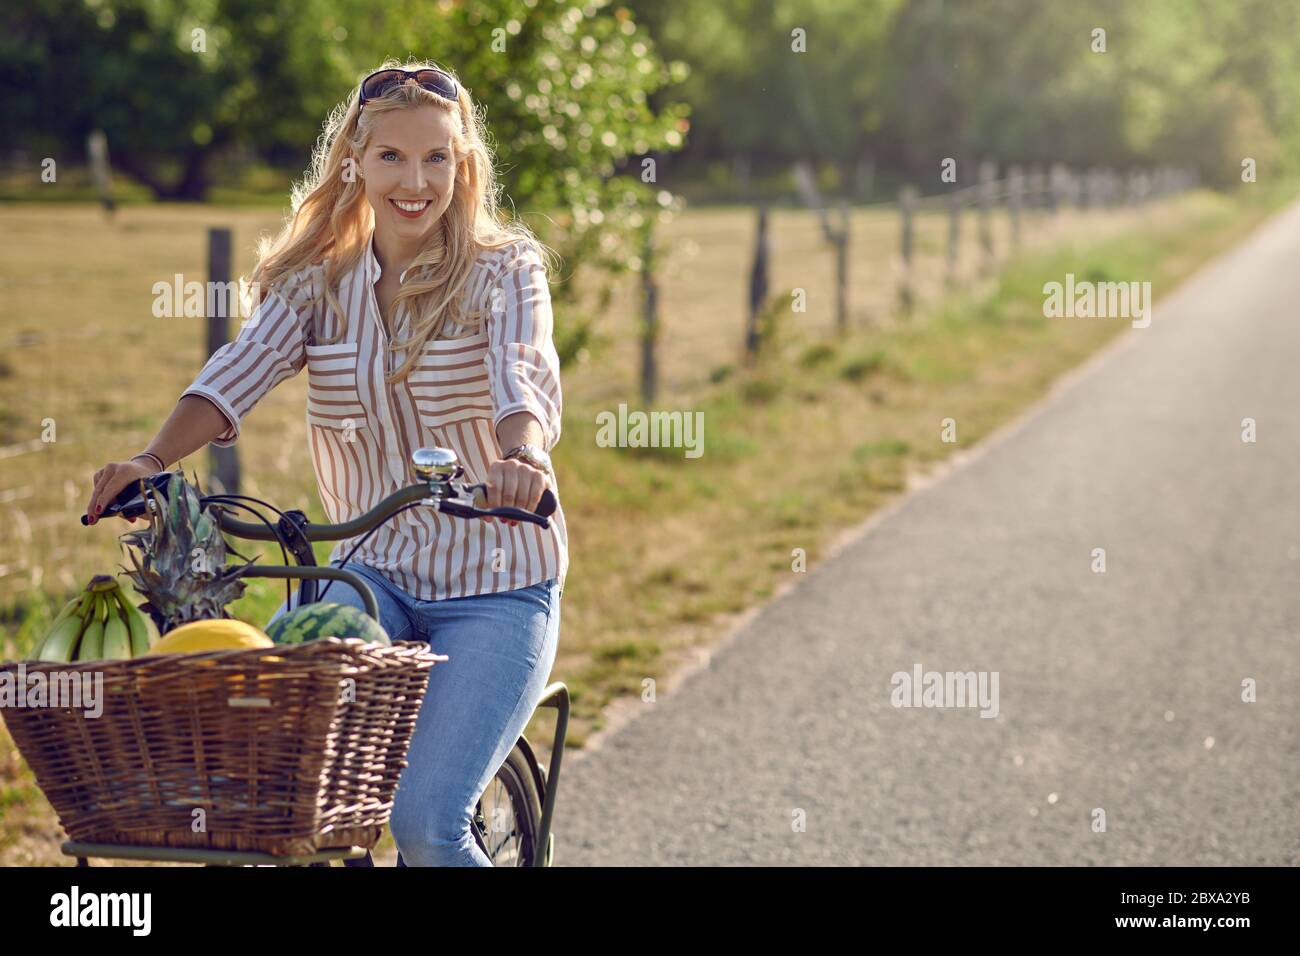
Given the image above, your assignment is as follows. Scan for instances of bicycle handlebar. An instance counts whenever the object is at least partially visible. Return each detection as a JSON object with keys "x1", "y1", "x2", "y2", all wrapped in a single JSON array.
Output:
[
  {"x1": 211, "y1": 482, "x2": 555, "y2": 541},
  {"x1": 79, "y1": 447, "x2": 556, "y2": 619},
  {"x1": 81, "y1": 465, "x2": 556, "y2": 536}
]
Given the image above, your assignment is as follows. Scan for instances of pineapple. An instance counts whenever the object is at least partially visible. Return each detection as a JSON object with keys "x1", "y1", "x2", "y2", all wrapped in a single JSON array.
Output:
[{"x1": 118, "y1": 471, "x2": 259, "y2": 635}]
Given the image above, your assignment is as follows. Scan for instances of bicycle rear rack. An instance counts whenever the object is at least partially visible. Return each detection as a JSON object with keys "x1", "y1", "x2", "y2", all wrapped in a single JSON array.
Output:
[{"x1": 531, "y1": 682, "x2": 570, "y2": 867}]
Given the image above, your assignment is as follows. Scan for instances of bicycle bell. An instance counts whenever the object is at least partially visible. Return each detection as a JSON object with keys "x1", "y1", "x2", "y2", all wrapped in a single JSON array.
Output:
[{"x1": 412, "y1": 447, "x2": 462, "y2": 492}]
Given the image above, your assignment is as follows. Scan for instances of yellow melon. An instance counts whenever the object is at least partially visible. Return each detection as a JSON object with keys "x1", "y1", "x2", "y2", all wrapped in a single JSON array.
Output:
[{"x1": 151, "y1": 619, "x2": 274, "y2": 654}]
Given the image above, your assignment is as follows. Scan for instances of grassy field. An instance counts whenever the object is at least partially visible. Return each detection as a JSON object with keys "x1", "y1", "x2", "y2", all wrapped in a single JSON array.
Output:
[
  {"x1": 0, "y1": 193, "x2": 1174, "y2": 601},
  {"x1": 0, "y1": 183, "x2": 1293, "y2": 864}
]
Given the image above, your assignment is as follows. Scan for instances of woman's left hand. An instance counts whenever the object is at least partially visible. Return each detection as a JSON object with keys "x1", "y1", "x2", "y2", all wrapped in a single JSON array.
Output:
[{"x1": 482, "y1": 457, "x2": 549, "y2": 524}]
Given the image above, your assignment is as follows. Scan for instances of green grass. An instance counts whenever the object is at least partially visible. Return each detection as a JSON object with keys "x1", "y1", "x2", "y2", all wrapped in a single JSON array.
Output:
[
  {"x1": 840, "y1": 349, "x2": 892, "y2": 381},
  {"x1": 540, "y1": 183, "x2": 1294, "y2": 733},
  {"x1": 0, "y1": 184, "x2": 1294, "y2": 863}
]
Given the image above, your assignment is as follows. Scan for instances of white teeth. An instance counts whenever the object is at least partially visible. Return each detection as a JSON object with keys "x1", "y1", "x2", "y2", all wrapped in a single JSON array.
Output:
[{"x1": 393, "y1": 200, "x2": 429, "y2": 212}]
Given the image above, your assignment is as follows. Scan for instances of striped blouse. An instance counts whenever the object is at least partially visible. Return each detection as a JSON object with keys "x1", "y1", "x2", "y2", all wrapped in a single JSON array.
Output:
[{"x1": 180, "y1": 234, "x2": 568, "y2": 602}]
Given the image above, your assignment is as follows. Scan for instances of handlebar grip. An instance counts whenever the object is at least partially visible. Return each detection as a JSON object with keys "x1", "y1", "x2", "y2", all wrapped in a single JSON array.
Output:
[
  {"x1": 469, "y1": 485, "x2": 557, "y2": 518},
  {"x1": 82, "y1": 497, "x2": 148, "y2": 526},
  {"x1": 488, "y1": 506, "x2": 550, "y2": 526},
  {"x1": 81, "y1": 472, "x2": 172, "y2": 525}
]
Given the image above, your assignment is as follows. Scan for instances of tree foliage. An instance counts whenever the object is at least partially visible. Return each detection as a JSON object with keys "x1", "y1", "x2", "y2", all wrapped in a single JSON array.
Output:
[
  {"x1": 1, "y1": 0, "x2": 690, "y2": 356},
  {"x1": 6, "y1": 0, "x2": 1299, "y2": 203},
  {"x1": 630, "y1": 0, "x2": 1300, "y2": 187}
]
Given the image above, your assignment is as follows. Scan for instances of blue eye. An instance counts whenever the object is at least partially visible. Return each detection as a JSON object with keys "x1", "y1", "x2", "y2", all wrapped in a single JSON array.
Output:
[
  {"x1": 381, "y1": 150, "x2": 399, "y2": 162},
  {"x1": 428, "y1": 153, "x2": 446, "y2": 163}
]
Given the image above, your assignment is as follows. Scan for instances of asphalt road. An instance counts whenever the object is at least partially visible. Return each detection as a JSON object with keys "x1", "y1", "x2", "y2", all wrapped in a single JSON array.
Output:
[{"x1": 556, "y1": 198, "x2": 1300, "y2": 866}]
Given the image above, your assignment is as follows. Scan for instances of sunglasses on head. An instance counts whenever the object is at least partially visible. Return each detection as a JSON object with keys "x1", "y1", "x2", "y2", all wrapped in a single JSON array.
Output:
[{"x1": 358, "y1": 67, "x2": 458, "y2": 107}]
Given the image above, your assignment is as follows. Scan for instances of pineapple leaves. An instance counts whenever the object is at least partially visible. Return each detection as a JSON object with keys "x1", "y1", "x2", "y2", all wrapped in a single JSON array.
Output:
[{"x1": 116, "y1": 468, "x2": 257, "y2": 632}]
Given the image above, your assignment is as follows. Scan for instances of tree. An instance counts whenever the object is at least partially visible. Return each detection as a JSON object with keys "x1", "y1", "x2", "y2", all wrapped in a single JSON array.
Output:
[
  {"x1": 1, "y1": 0, "x2": 689, "y2": 358},
  {"x1": 2, "y1": 0, "x2": 351, "y2": 199},
  {"x1": 626, "y1": 0, "x2": 901, "y2": 179},
  {"x1": 327, "y1": 0, "x2": 690, "y2": 357}
]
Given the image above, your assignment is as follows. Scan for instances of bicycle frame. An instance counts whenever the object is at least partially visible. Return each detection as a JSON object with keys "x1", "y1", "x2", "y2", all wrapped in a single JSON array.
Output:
[
  {"x1": 206, "y1": 474, "x2": 569, "y2": 868},
  {"x1": 530, "y1": 682, "x2": 569, "y2": 866},
  {"x1": 210, "y1": 480, "x2": 468, "y2": 612}
]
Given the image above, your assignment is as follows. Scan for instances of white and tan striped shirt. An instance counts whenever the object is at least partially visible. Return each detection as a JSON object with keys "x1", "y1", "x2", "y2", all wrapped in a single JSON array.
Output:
[{"x1": 180, "y1": 234, "x2": 568, "y2": 601}]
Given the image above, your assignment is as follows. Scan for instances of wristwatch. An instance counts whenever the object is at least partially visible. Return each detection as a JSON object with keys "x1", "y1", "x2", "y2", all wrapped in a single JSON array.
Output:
[{"x1": 503, "y1": 443, "x2": 553, "y2": 479}]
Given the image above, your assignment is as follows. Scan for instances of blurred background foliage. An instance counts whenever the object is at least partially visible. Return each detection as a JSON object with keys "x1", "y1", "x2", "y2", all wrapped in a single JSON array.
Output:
[
  {"x1": 6, "y1": 0, "x2": 1297, "y2": 201},
  {"x1": 0, "y1": 0, "x2": 690, "y2": 357},
  {"x1": 2, "y1": 0, "x2": 1297, "y2": 296},
  {"x1": 628, "y1": 0, "x2": 1299, "y2": 194}
]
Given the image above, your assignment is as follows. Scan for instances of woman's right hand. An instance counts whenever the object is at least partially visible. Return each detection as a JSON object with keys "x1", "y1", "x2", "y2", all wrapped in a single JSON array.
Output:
[{"x1": 86, "y1": 459, "x2": 156, "y2": 525}]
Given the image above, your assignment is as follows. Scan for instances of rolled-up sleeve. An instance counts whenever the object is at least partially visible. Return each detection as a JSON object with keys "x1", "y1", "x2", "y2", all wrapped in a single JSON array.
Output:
[
  {"x1": 180, "y1": 289, "x2": 309, "y2": 448},
  {"x1": 484, "y1": 243, "x2": 563, "y2": 451}
]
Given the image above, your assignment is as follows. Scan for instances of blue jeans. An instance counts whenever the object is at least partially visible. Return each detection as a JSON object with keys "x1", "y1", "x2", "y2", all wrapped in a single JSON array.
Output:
[{"x1": 266, "y1": 561, "x2": 561, "y2": 866}]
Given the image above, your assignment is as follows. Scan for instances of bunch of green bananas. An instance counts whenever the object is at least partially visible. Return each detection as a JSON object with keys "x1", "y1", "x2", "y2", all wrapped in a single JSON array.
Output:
[{"x1": 29, "y1": 575, "x2": 156, "y2": 663}]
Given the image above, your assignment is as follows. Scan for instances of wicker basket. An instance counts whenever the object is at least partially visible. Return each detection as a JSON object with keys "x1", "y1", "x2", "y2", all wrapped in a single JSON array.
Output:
[{"x1": 0, "y1": 638, "x2": 442, "y2": 857}]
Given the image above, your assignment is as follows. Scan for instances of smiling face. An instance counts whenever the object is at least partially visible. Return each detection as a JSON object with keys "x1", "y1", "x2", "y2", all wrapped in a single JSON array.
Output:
[{"x1": 358, "y1": 105, "x2": 458, "y2": 246}]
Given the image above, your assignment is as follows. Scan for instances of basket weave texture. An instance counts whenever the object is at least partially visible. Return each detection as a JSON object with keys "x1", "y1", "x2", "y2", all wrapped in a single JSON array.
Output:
[{"x1": 0, "y1": 638, "x2": 440, "y2": 856}]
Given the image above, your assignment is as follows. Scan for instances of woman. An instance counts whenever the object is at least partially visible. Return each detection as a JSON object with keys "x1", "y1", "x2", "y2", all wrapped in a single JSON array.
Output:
[{"x1": 84, "y1": 60, "x2": 569, "y2": 866}]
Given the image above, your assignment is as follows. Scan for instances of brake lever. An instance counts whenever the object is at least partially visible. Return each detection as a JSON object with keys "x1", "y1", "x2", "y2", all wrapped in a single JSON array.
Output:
[{"x1": 485, "y1": 505, "x2": 551, "y2": 527}]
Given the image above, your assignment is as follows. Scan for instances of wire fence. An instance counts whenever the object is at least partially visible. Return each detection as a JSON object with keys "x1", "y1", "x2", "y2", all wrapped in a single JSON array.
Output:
[{"x1": 632, "y1": 162, "x2": 1200, "y2": 401}]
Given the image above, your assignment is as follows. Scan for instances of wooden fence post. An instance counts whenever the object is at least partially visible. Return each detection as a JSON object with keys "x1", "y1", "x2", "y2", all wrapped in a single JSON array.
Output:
[
  {"x1": 834, "y1": 199, "x2": 849, "y2": 334},
  {"x1": 745, "y1": 205, "x2": 769, "y2": 360},
  {"x1": 978, "y1": 160, "x2": 996, "y2": 274},
  {"x1": 85, "y1": 130, "x2": 116, "y2": 215},
  {"x1": 206, "y1": 227, "x2": 240, "y2": 495},
  {"x1": 946, "y1": 186, "x2": 961, "y2": 289},
  {"x1": 791, "y1": 159, "x2": 850, "y2": 334},
  {"x1": 640, "y1": 226, "x2": 659, "y2": 401},
  {"x1": 899, "y1": 185, "x2": 917, "y2": 312},
  {"x1": 1007, "y1": 164, "x2": 1023, "y2": 250}
]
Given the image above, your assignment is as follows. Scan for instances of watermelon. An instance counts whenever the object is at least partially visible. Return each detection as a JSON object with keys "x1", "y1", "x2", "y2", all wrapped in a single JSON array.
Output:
[{"x1": 267, "y1": 602, "x2": 391, "y2": 646}]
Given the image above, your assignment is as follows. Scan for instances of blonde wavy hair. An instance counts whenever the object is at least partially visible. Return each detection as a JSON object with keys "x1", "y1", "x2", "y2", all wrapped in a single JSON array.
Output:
[{"x1": 249, "y1": 58, "x2": 554, "y2": 384}]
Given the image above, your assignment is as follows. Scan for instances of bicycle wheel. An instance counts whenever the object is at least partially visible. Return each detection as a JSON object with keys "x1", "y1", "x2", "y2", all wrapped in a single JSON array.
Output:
[
  {"x1": 394, "y1": 743, "x2": 544, "y2": 867},
  {"x1": 473, "y1": 745, "x2": 543, "y2": 866}
]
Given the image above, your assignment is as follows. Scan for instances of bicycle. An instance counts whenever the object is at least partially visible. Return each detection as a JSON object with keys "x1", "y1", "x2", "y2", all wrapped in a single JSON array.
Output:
[{"x1": 71, "y1": 446, "x2": 570, "y2": 868}]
